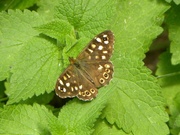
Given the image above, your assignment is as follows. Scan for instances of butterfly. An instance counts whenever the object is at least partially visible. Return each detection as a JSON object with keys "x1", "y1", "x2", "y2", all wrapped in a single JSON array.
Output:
[{"x1": 55, "y1": 30, "x2": 114, "y2": 101}]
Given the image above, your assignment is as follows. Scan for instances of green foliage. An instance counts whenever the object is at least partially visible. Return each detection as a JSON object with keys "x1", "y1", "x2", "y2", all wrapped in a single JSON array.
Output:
[
  {"x1": 165, "y1": 0, "x2": 180, "y2": 5},
  {"x1": 156, "y1": 52, "x2": 180, "y2": 135},
  {"x1": 0, "y1": 104, "x2": 62, "y2": 134},
  {"x1": 166, "y1": 4, "x2": 180, "y2": 65},
  {"x1": 0, "y1": 0, "x2": 179, "y2": 134},
  {"x1": 0, "y1": 0, "x2": 38, "y2": 11}
]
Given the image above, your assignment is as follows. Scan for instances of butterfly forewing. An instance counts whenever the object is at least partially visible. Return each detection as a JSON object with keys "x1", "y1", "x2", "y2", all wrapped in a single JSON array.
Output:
[
  {"x1": 55, "y1": 30, "x2": 114, "y2": 101},
  {"x1": 55, "y1": 65, "x2": 79, "y2": 98},
  {"x1": 77, "y1": 30, "x2": 114, "y2": 61}
]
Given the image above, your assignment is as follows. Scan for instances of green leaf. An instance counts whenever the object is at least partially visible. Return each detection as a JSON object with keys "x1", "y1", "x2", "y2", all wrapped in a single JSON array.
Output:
[
  {"x1": 99, "y1": 0, "x2": 170, "y2": 135},
  {"x1": 164, "y1": 0, "x2": 180, "y2": 5},
  {"x1": 6, "y1": 37, "x2": 60, "y2": 104},
  {"x1": 5, "y1": 80, "x2": 54, "y2": 104},
  {"x1": 0, "y1": 0, "x2": 171, "y2": 135},
  {"x1": 55, "y1": 0, "x2": 116, "y2": 37},
  {"x1": 20, "y1": 92, "x2": 54, "y2": 104},
  {"x1": 56, "y1": 98, "x2": 106, "y2": 135},
  {"x1": 94, "y1": 119, "x2": 133, "y2": 135},
  {"x1": 0, "y1": 0, "x2": 38, "y2": 11},
  {"x1": 166, "y1": 4, "x2": 180, "y2": 65},
  {"x1": 0, "y1": 9, "x2": 45, "y2": 81},
  {"x1": 173, "y1": 93, "x2": 180, "y2": 133},
  {"x1": 165, "y1": 0, "x2": 172, "y2": 3},
  {"x1": 37, "y1": 0, "x2": 59, "y2": 21},
  {"x1": 35, "y1": 20, "x2": 75, "y2": 45},
  {"x1": 0, "y1": 104, "x2": 61, "y2": 135},
  {"x1": 156, "y1": 51, "x2": 180, "y2": 134},
  {"x1": 174, "y1": 0, "x2": 180, "y2": 4}
]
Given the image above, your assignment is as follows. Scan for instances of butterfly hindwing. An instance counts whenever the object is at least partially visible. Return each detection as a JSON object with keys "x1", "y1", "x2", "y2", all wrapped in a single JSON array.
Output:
[{"x1": 55, "y1": 65, "x2": 98, "y2": 100}]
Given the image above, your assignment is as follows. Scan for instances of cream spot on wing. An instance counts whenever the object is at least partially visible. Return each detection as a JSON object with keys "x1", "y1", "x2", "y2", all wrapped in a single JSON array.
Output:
[
  {"x1": 66, "y1": 73, "x2": 71, "y2": 78},
  {"x1": 87, "y1": 48, "x2": 93, "y2": 53},
  {"x1": 59, "y1": 80, "x2": 64, "y2": 85},
  {"x1": 98, "y1": 45, "x2": 103, "y2": 50},
  {"x1": 102, "y1": 55, "x2": 106, "y2": 60},
  {"x1": 105, "y1": 64, "x2": 110, "y2": 68},
  {"x1": 75, "y1": 86, "x2": 78, "y2": 90},
  {"x1": 79, "y1": 85, "x2": 83, "y2": 89},
  {"x1": 63, "y1": 88, "x2": 66, "y2": 92},
  {"x1": 95, "y1": 56, "x2": 99, "y2": 59},
  {"x1": 103, "y1": 50, "x2": 108, "y2": 54},
  {"x1": 104, "y1": 40, "x2": 109, "y2": 44},
  {"x1": 91, "y1": 44, "x2": 96, "y2": 48},
  {"x1": 63, "y1": 76, "x2": 67, "y2": 80},
  {"x1": 66, "y1": 82, "x2": 70, "y2": 87},
  {"x1": 88, "y1": 55, "x2": 91, "y2": 60},
  {"x1": 103, "y1": 34, "x2": 107, "y2": 38},
  {"x1": 98, "y1": 65, "x2": 103, "y2": 70},
  {"x1": 96, "y1": 37, "x2": 102, "y2": 43}
]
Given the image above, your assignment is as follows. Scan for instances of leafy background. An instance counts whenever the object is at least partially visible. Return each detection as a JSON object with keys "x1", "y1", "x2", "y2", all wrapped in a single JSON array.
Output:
[{"x1": 0, "y1": 0, "x2": 179, "y2": 135}]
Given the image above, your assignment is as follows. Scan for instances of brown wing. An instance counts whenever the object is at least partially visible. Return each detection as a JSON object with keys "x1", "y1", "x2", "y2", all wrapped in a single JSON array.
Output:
[
  {"x1": 55, "y1": 65, "x2": 98, "y2": 101},
  {"x1": 77, "y1": 30, "x2": 114, "y2": 61},
  {"x1": 76, "y1": 30, "x2": 114, "y2": 88},
  {"x1": 79, "y1": 61, "x2": 113, "y2": 88}
]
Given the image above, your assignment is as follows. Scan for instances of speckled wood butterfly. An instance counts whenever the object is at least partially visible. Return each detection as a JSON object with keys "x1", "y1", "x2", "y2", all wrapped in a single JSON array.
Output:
[{"x1": 55, "y1": 30, "x2": 114, "y2": 101}]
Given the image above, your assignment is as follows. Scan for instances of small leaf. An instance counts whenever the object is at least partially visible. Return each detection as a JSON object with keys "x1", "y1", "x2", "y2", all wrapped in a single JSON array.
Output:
[
  {"x1": 0, "y1": 0, "x2": 38, "y2": 10},
  {"x1": 35, "y1": 20, "x2": 75, "y2": 45},
  {"x1": 0, "y1": 104, "x2": 62, "y2": 134},
  {"x1": 166, "y1": 4, "x2": 180, "y2": 65},
  {"x1": 94, "y1": 119, "x2": 133, "y2": 135},
  {"x1": 57, "y1": 98, "x2": 106, "y2": 135}
]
